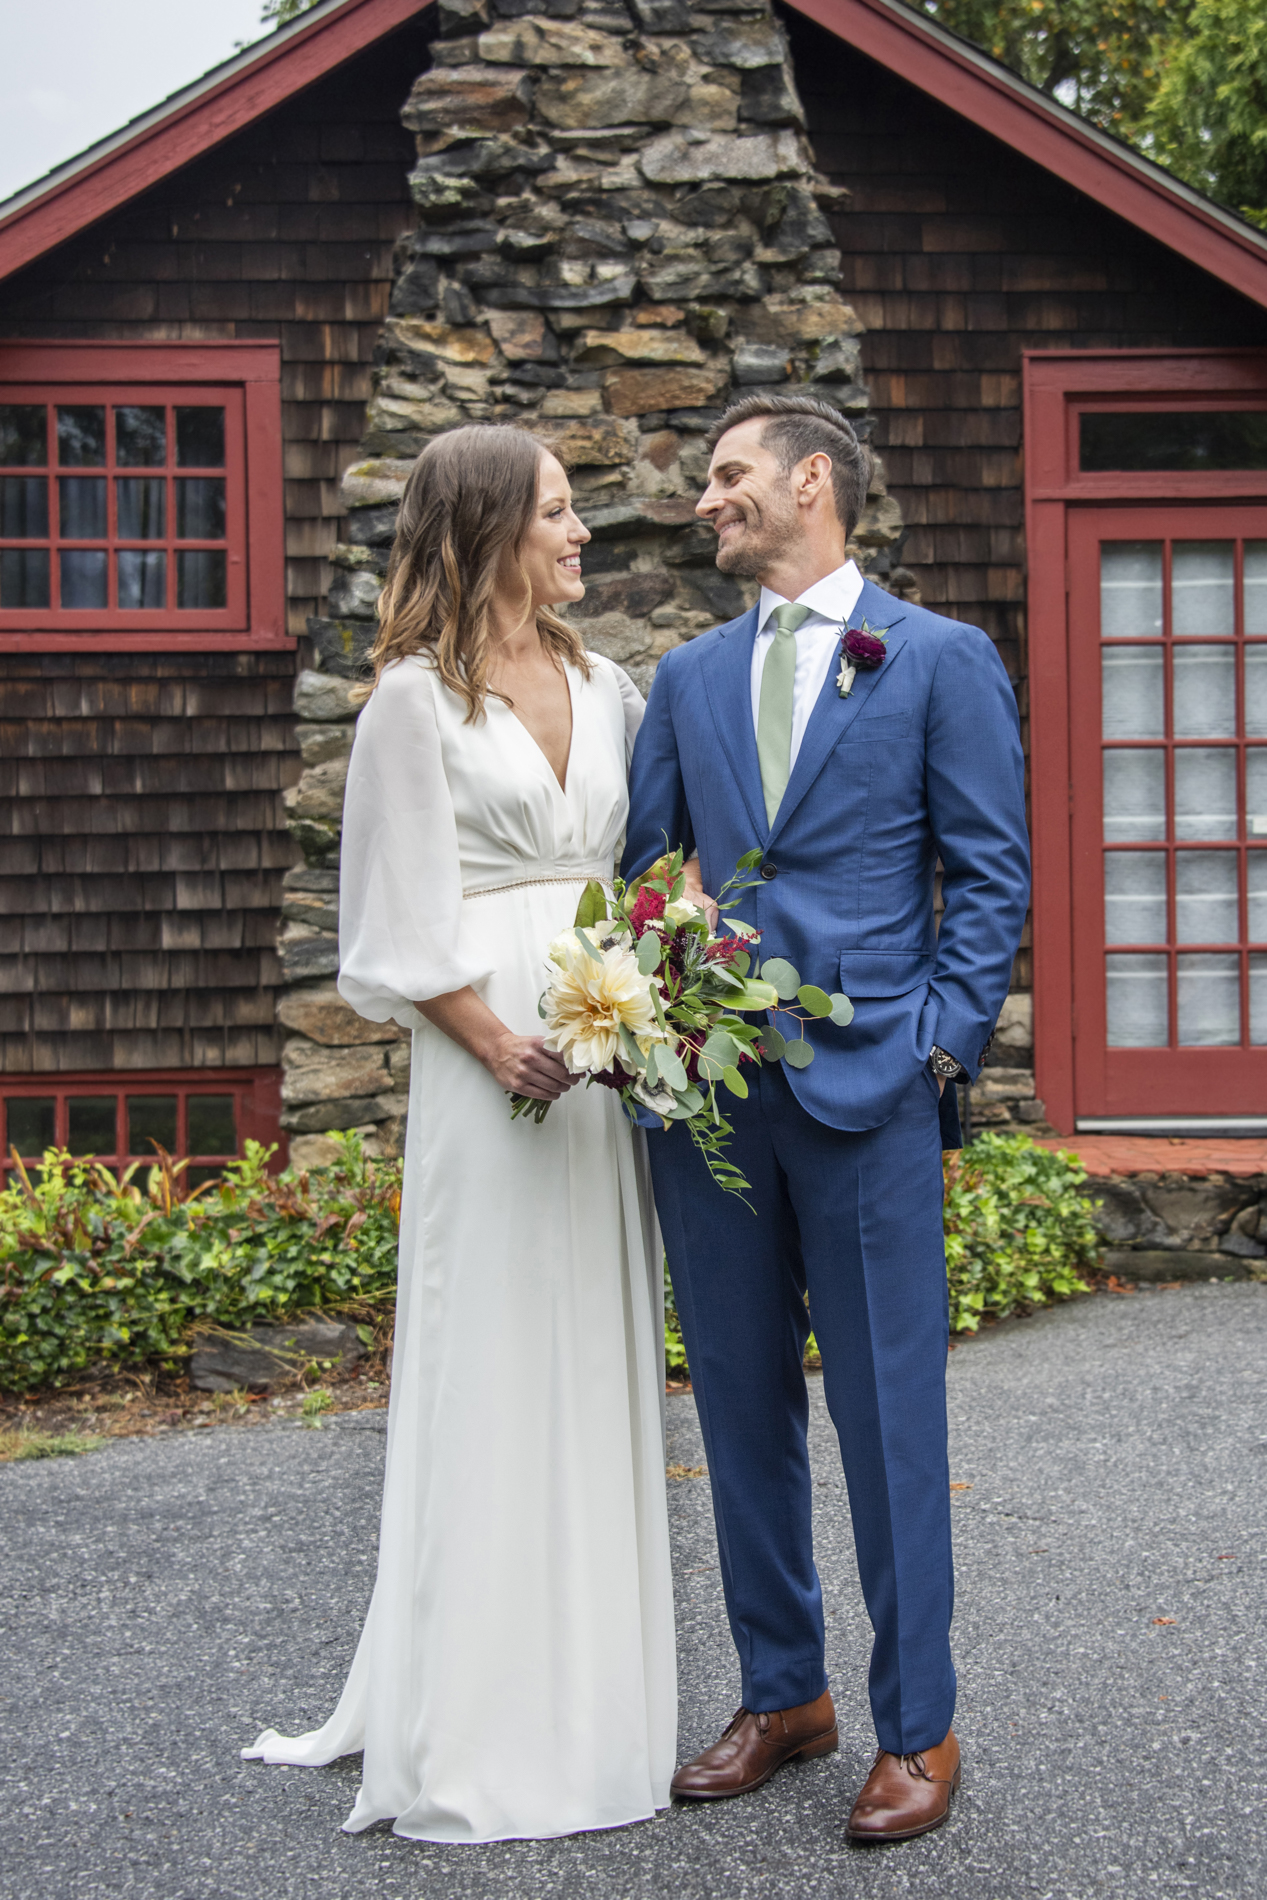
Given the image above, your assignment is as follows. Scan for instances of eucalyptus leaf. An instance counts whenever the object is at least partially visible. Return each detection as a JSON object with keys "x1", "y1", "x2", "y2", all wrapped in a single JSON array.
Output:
[
  {"x1": 783, "y1": 1039, "x2": 815, "y2": 1069},
  {"x1": 674, "y1": 1084, "x2": 705, "y2": 1116},
  {"x1": 636, "y1": 932, "x2": 662, "y2": 975},
  {"x1": 829, "y1": 992, "x2": 854, "y2": 1026},
  {"x1": 573, "y1": 880, "x2": 608, "y2": 930},
  {"x1": 731, "y1": 950, "x2": 751, "y2": 979},
  {"x1": 645, "y1": 1042, "x2": 660, "y2": 1088},
  {"x1": 759, "y1": 957, "x2": 800, "y2": 1000},
  {"x1": 797, "y1": 984, "x2": 833, "y2": 1018},
  {"x1": 576, "y1": 928, "x2": 604, "y2": 965},
  {"x1": 721, "y1": 1065, "x2": 749, "y2": 1099},
  {"x1": 537, "y1": 996, "x2": 547, "y2": 1019},
  {"x1": 658, "y1": 1045, "x2": 688, "y2": 1091},
  {"x1": 701, "y1": 1029, "x2": 740, "y2": 1073},
  {"x1": 761, "y1": 1025, "x2": 788, "y2": 1062}
]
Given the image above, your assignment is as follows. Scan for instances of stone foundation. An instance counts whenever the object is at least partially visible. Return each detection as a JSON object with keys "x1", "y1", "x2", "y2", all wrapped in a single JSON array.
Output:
[{"x1": 1086, "y1": 1171, "x2": 1267, "y2": 1282}]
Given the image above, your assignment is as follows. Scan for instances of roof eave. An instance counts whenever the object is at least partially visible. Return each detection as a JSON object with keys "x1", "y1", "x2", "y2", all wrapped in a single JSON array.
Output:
[{"x1": 0, "y1": 0, "x2": 430, "y2": 283}]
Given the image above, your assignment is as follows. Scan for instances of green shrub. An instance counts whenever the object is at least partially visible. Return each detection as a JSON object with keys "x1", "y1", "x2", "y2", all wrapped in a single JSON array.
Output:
[
  {"x1": 663, "y1": 1131, "x2": 1101, "y2": 1371},
  {"x1": 2, "y1": 1130, "x2": 1099, "y2": 1396},
  {"x1": 0, "y1": 1135, "x2": 401, "y2": 1394},
  {"x1": 943, "y1": 1131, "x2": 1100, "y2": 1332}
]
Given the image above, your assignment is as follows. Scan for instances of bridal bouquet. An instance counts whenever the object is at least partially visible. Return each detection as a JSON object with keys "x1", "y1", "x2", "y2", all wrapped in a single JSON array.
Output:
[{"x1": 510, "y1": 848, "x2": 854, "y2": 1198}]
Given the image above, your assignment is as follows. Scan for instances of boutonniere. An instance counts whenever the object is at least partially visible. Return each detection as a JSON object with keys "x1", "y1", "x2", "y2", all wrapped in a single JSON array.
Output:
[{"x1": 836, "y1": 615, "x2": 902, "y2": 697}]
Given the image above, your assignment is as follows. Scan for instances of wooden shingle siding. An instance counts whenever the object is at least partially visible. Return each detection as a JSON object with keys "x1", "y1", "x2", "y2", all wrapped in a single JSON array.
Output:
[
  {"x1": 0, "y1": 19, "x2": 428, "y2": 634},
  {"x1": 0, "y1": 652, "x2": 299, "y2": 1073},
  {"x1": 0, "y1": 21, "x2": 432, "y2": 1079},
  {"x1": 791, "y1": 3, "x2": 1266, "y2": 695}
]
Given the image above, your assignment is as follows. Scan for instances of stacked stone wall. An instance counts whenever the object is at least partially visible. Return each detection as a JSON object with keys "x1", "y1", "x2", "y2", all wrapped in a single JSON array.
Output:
[{"x1": 273, "y1": 0, "x2": 923, "y2": 1165}]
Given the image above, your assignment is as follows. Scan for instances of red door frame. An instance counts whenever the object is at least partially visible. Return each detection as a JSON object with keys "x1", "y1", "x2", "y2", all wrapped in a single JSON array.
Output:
[{"x1": 1025, "y1": 349, "x2": 1267, "y2": 1132}]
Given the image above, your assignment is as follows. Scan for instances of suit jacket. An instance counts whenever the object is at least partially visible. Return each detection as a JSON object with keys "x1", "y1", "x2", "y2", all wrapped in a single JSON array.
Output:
[{"x1": 622, "y1": 578, "x2": 1031, "y2": 1134}]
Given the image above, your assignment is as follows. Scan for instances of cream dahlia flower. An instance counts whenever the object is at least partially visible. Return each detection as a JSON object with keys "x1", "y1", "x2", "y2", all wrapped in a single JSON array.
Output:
[{"x1": 543, "y1": 932, "x2": 665, "y2": 1075}]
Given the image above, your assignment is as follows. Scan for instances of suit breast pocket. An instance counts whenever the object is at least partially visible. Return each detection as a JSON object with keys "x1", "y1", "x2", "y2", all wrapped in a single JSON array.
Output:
[{"x1": 853, "y1": 709, "x2": 912, "y2": 740}]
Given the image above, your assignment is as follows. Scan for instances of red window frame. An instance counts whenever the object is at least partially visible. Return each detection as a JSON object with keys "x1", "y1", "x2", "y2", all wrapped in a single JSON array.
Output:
[
  {"x1": 1026, "y1": 348, "x2": 1267, "y2": 1133},
  {"x1": 0, "y1": 1068, "x2": 284, "y2": 1179},
  {"x1": 0, "y1": 341, "x2": 288, "y2": 653}
]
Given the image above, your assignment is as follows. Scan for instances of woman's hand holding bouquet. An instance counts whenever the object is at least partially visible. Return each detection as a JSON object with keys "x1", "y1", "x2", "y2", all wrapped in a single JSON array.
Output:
[{"x1": 510, "y1": 847, "x2": 854, "y2": 1200}]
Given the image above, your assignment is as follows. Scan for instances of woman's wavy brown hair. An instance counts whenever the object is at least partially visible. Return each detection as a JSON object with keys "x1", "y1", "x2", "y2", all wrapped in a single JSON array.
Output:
[{"x1": 361, "y1": 424, "x2": 591, "y2": 719}]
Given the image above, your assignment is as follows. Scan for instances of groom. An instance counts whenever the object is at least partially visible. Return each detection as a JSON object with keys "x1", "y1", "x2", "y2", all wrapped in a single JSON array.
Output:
[{"x1": 624, "y1": 393, "x2": 1029, "y2": 1842}]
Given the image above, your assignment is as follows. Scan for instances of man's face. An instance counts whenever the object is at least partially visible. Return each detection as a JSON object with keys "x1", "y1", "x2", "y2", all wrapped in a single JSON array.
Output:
[{"x1": 696, "y1": 418, "x2": 800, "y2": 578}]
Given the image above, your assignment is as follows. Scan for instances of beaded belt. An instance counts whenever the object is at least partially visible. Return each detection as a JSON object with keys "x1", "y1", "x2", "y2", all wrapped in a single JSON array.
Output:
[{"x1": 462, "y1": 873, "x2": 614, "y2": 900}]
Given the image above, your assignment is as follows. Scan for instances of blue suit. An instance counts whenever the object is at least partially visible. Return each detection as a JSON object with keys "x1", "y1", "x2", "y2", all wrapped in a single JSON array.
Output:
[{"x1": 624, "y1": 578, "x2": 1029, "y2": 1752}]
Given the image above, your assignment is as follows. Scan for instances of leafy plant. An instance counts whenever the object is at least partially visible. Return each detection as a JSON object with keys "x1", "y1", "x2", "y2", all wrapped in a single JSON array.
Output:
[
  {"x1": 942, "y1": 1131, "x2": 1100, "y2": 1332},
  {"x1": 2, "y1": 1130, "x2": 1098, "y2": 1397},
  {"x1": 0, "y1": 1135, "x2": 400, "y2": 1395}
]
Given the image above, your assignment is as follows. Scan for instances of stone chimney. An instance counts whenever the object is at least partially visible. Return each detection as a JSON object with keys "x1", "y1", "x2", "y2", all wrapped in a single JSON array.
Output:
[{"x1": 277, "y1": 0, "x2": 914, "y2": 1166}]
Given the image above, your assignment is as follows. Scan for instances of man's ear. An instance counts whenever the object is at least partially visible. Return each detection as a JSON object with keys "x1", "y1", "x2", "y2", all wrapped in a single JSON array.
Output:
[{"x1": 797, "y1": 452, "x2": 834, "y2": 507}]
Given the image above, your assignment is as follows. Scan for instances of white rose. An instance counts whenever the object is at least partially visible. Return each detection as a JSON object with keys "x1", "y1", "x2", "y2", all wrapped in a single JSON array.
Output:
[{"x1": 663, "y1": 898, "x2": 704, "y2": 927}]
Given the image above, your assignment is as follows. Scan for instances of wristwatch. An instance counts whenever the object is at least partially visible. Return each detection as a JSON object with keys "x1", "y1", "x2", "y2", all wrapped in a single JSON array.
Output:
[{"x1": 929, "y1": 1045, "x2": 963, "y2": 1081}]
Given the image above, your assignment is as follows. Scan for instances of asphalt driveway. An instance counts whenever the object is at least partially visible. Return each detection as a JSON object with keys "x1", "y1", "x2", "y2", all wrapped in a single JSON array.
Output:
[{"x1": 1, "y1": 1281, "x2": 1263, "y2": 1900}]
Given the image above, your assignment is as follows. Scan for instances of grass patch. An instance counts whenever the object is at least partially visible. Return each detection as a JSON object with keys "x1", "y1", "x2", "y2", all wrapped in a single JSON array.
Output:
[{"x1": 0, "y1": 1429, "x2": 104, "y2": 1463}]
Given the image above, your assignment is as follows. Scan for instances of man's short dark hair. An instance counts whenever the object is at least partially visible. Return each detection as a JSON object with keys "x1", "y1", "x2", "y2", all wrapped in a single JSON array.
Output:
[{"x1": 705, "y1": 393, "x2": 874, "y2": 538}]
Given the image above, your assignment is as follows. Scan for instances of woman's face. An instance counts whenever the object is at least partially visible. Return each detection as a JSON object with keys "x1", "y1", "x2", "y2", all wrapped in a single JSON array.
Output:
[{"x1": 514, "y1": 453, "x2": 591, "y2": 609}]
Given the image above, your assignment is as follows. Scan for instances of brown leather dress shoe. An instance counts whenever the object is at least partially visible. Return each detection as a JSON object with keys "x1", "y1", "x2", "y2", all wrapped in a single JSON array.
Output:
[
  {"x1": 670, "y1": 1691, "x2": 838, "y2": 1800},
  {"x1": 846, "y1": 1730, "x2": 961, "y2": 1843}
]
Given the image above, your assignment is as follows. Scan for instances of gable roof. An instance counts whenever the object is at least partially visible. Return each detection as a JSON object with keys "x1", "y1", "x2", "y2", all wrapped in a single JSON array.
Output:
[
  {"x1": 0, "y1": 0, "x2": 429, "y2": 282},
  {"x1": 3, "y1": 0, "x2": 1267, "y2": 315},
  {"x1": 788, "y1": 0, "x2": 1267, "y2": 311}
]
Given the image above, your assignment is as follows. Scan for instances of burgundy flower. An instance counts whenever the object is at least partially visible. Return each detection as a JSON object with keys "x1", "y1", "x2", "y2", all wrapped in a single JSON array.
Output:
[
  {"x1": 628, "y1": 884, "x2": 667, "y2": 934},
  {"x1": 704, "y1": 936, "x2": 744, "y2": 964},
  {"x1": 843, "y1": 625, "x2": 887, "y2": 669}
]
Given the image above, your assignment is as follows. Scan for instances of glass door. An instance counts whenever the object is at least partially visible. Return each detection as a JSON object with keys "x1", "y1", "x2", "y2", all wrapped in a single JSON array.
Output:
[{"x1": 1068, "y1": 505, "x2": 1267, "y2": 1116}]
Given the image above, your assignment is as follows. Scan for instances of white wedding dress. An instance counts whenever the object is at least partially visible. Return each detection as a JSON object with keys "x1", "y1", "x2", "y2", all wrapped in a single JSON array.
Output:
[{"x1": 244, "y1": 652, "x2": 676, "y2": 1842}]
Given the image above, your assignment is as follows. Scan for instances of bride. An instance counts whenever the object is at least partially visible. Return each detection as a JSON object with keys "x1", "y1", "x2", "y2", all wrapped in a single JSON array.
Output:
[{"x1": 244, "y1": 425, "x2": 677, "y2": 1841}]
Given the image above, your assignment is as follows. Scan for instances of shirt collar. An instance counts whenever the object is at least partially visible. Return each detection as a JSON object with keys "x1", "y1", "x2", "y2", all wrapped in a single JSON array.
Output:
[{"x1": 757, "y1": 560, "x2": 864, "y2": 634}]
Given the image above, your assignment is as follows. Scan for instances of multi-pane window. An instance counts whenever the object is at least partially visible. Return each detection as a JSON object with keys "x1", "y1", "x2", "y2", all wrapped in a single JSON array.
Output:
[
  {"x1": 3, "y1": 1081, "x2": 253, "y2": 1189},
  {"x1": 0, "y1": 341, "x2": 286, "y2": 652},
  {"x1": 1100, "y1": 538, "x2": 1267, "y2": 1049},
  {"x1": 0, "y1": 390, "x2": 242, "y2": 626}
]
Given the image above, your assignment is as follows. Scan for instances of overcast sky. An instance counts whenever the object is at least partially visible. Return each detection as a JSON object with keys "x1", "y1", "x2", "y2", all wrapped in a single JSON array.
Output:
[{"x1": 0, "y1": 0, "x2": 275, "y2": 204}]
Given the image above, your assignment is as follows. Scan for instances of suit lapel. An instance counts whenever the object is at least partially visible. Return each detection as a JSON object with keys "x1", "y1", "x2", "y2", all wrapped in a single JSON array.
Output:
[
  {"x1": 766, "y1": 582, "x2": 908, "y2": 851},
  {"x1": 700, "y1": 605, "x2": 768, "y2": 840}
]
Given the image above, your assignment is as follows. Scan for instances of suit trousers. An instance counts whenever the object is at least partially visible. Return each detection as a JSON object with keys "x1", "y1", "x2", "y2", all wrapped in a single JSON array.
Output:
[{"x1": 649, "y1": 1059, "x2": 956, "y2": 1756}]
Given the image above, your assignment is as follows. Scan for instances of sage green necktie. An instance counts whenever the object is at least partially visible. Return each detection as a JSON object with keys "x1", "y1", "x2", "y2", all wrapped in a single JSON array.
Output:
[{"x1": 756, "y1": 602, "x2": 810, "y2": 826}]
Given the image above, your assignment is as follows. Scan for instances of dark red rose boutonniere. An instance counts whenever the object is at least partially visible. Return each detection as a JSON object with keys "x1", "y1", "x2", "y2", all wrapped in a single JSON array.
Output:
[{"x1": 836, "y1": 615, "x2": 902, "y2": 697}]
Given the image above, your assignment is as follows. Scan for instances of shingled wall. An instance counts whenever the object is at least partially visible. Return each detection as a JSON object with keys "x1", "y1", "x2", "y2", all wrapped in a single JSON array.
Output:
[
  {"x1": 277, "y1": 0, "x2": 913, "y2": 1165},
  {"x1": 0, "y1": 20, "x2": 430, "y2": 1082}
]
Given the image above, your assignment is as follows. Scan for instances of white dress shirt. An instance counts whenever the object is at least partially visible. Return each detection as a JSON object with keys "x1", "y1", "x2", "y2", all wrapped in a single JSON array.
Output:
[{"x1": 750, "y1": 560, "x2": 864, "y2": 768}]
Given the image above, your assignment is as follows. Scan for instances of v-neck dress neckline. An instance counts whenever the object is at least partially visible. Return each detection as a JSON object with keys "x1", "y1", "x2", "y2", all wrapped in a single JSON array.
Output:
[{"x1": 497, "y1": 660, "x2": 577, "y2": 800}]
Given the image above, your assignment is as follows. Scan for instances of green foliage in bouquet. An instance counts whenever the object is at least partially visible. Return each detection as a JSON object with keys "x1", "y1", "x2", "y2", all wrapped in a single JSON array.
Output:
[
  {"x1": 0, "y1": 1135, "x2": 401, "y2": 1394},
  {"x1": 662, "y1": 1132, "x2": 1102, "y2": 1373},
  {"x1": 514, "y1": 846, "x2": 854, "y2": 1201}
]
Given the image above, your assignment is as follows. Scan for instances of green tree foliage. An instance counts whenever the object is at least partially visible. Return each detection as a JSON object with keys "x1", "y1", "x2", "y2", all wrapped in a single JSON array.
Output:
[
  {"x1": 915, "y1": 0, "x2": 1267, "y2": 227},
  {"x1": 261, "y1": 0, "x2": 322, "y2": 25},
  {"x1": 1141, "y1": 0, "x2": 1267, "y2": 226},
  {"x1": 916, "y1": 0, "x2": 1172, "y2": 127}
]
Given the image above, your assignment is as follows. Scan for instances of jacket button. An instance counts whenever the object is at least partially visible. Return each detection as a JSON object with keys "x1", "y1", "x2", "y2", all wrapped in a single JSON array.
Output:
[{"x1": 760, "y1": 862, "x2": 778, "y2": 880}]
